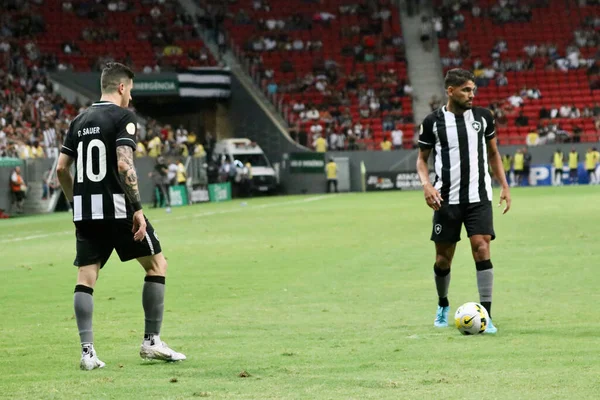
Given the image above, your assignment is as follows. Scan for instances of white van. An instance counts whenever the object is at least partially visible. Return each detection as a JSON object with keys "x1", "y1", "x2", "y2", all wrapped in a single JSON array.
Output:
[{"x1": 212, "y1": 138, "x2": 278, "y2": 193}]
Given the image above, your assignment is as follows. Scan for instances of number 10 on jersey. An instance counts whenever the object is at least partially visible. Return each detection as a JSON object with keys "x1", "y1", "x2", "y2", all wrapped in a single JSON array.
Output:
[{"x1": 77, "y1": 139, "x2": 107, "y2": 183}]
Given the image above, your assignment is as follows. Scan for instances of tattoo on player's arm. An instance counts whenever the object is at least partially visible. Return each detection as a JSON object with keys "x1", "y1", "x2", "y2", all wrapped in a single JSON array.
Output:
[{"x1": 117, "y1": 145, "x2": 141, "y2": 204}]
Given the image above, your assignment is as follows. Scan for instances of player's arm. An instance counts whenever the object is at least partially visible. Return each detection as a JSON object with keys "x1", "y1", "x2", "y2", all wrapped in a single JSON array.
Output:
[
  {"x1": 416, "y1": 118, "x2": 442, "y2": 210},
  {"x1": 116, "y1": 145, "x2": 142, "y2": 211},
  {"x1": 486, "y1": 137, "x2": 511, "y2": 214},
  {"x1": 56, "y1": 153, "x2": 75, "y2": 202},
  {"x1": 117, "y1": 145, "x2": 147, "y2": 242},
  {"x1": 57, "y1": 120, "x2": 78, "y2": 204},
  {"x1": 417, "y1": 148, "x2": 442, "y2": 210}
]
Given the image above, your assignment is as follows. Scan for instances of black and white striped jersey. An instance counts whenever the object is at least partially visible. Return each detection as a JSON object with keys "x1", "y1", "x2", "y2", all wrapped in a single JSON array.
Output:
[
  {"x1": 60, "y1": 101, "x2": 138, "y2": 222},
  {"x1": 418, "y1": 106, "x2": 496, "y2": 205}
]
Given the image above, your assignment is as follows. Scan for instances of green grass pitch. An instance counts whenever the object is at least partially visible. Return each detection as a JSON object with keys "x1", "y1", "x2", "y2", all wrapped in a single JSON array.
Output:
[{"x1": 1, "y1": 187, "x2": 599, "y2": 399}]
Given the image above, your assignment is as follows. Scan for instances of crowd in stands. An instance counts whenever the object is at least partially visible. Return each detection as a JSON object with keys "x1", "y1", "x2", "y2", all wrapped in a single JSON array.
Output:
[
  {"x1": 429, "y1": 0, "x2": 600, "y2": 144},
  {"x1": 195, "y1": 0, "x2": 413, "y2": 150},
  {"x1": 1, "y1": 0, "x2": 217, "y2": 74},
  {"x1": 432, "y1": 0, "x2": 599, "y2": 76},
  {"x1": 0, "y1": 0, "x2": 224, "y2": 160},
  {"x1": 0, "y1": 45, "x2": 210, "y2": 161}
]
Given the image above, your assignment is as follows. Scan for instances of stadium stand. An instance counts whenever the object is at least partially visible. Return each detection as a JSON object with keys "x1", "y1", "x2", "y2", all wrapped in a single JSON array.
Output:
[
  {"x1": 0, "y1": 1, "x2": 212, "y2": 160},
  {"x1": 2, "y1": 0, "x2": 216, "y2": 73},
  {"x1": 433, "y1": 0, "x2": 600, "y2": 145},
  {"x1": 217, "y1": 0, "x2": 416, "y2": 150}
]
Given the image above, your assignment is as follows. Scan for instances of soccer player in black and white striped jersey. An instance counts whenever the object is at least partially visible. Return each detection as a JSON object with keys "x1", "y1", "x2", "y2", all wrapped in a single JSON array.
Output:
[
  {"x1": 416, "y1": 69, "x2": 511, "y2": 334},
  {"x1": 56, "y1": 63, "x2": 185, "y2": 370}
]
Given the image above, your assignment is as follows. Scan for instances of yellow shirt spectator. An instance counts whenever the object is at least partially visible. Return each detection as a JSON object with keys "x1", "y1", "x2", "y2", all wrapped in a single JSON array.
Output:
[
  {"x1": 245, "y1": 162, "x2": 253, "y2": 179},
  {"x1": 163, "y1": 46, "x2": 183, "y2": 56},
  {"x1": 381, "y1": 139, "x2": 392, "y2": 151},
  {"x1": 326, "y1": 161, "x2": 337, "y2": 180},
  {"x1": 194, "y1": 143, "x2": 206, "y2": 158},
  {"x1": 553, "y1": 152, "x2": 564, "y2": 169},
  {"x1": 502, "y1": 154, "x2": 511, "y2": 172},
  {"x1": 176, "y1": 162, "x2": 186, "y2": 185},
  {"x1": 513, "y1": 152, "x2": 524, "y2": 171},
  {"x1": 314, "y1": 137, "x2": 327, "y2": 153},
  {"x1": 18, "y1": 145, "x2": 33, "y2": 159},
  {"x1": 585, "y1": 151, "x2": 596, "y2": 170},
  {"x1": 136, "y1": 142, "x2": 147, "y2": 158},
  {"x1": 568, "y1": 151, "x2": 578, "y2": 169},
  {"x1": 147, "y1": 136, "x2": 162, "y2": 158},
  {"x1": 32, "y1": 145, "x2": 45, "y2": 158},
  {"x1": 180, "y1": 144, "x2": 189, "y2": 157}
]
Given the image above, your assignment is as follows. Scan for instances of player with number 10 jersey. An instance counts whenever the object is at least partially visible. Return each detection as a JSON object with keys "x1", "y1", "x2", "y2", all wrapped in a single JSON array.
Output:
[{"x1": 56, "y1": 62, "x2": 185, "y2": 371}]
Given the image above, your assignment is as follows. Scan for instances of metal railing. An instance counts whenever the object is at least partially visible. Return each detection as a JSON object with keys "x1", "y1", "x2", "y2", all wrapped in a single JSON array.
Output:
[{"x1": 228, "y1": 36, "x2": 292, "y2": 126}]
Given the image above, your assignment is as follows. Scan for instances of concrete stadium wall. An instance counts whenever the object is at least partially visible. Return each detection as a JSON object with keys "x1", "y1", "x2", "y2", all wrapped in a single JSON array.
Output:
[
  {"x1": 279, "y1": 142, "x2": 600, "y2": 194},
  {"x1": 3, "y1": 141, "x2": 588, "y2": 208},
  {"x1": 0, "y1": 166, "x2": 16, "y2": 212},
  {"x1": 228, "y1": 75, "x2": 306, "y2": 164},
  {"x1": 0, "y1": 159, "x2": 56, "y2": 213}
]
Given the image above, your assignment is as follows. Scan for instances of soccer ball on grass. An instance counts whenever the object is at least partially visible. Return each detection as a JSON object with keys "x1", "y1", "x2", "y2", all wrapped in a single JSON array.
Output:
[{"x1": 454, "y1": 302, "x2": 489, "y2": 335}]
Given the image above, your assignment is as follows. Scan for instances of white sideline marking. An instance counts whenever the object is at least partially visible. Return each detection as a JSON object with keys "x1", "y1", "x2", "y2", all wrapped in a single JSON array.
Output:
[
  {"x1": 0, "y1": 231, "x2": 72, "y2": 243},
  {"x1": 154, "y1": 194, "x2": 332, "y2": 222},
  {"x1": 0, "y1": 195, "x2": 335, "y2": 244}
]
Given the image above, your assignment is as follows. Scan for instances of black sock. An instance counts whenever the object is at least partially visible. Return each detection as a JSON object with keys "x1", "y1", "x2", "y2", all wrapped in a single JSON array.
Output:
[
  {"x1": 481, "y1": 301, "x2": 492, "y2": 318},
  {"x1": 434, "y1": 264, "x2": 451, "y2": 307},
  {"x1": 475, "y1": 260, "x2": 493, "y2": 318}
]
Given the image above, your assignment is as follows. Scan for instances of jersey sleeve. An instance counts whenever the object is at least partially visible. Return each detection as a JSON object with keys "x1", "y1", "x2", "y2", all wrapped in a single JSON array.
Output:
[
  {"x1": 418, "y1": 115, "x2": 436, "y2": 150},
  {"x1": 481, "y1": 108, "x2": 496, "y2": 141},
  {"x1": 115, "y1": 110, "x2": 138, "y2": 150},
  {"x1": 60, "y1": 122, "x2": 77, "y2": 158}
]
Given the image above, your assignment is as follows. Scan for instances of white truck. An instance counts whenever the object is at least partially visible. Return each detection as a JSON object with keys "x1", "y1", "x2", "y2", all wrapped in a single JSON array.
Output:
[{"x1": 212, "y1": 138, "x2": 278, "y2": 193}]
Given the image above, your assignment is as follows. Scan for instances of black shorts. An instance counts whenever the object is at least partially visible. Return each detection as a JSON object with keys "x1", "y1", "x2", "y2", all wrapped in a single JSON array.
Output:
[
  {"x1": 73, "y1": 218, "x2": 162, "y2": 268},
  {"x1": 431, "y1": 201, "x2": 495, "y2": 243},
  {"x1": 570, "y1": 168, "x2": 578, "y2": 176},
  {"x1": 13, "y1": 191, "x2": 25, "y2": 201}
]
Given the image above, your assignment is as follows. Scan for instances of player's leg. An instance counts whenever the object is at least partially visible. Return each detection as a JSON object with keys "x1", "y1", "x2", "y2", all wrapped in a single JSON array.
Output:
[
  {"x1": 75, "y1": 263, "x2": 105, "y2": 370},
  {"x1": 430, "y1": 205, "x2": 462, "y2": 327},
  {"x1": 469, "y1": 235, "x2": 493, "y2": 312},
  {"x1": 464, "y1": 202, "x2": 497, "y2": 334},
  {"x1": 73, "y1": 222, "x2": 113, "y2": 370},
  {"x1": 433, "y1": 242, "x2": 456, "y2": 327},
  {"x1": 113, "y1": 218, "x2": 185, "y2": 361},
  {"x1": 137, "y1": 253, "x2": 186, "y2": 361},
  {"x1": 162, "y1": 184, "x2": 171, "y2": 206}
]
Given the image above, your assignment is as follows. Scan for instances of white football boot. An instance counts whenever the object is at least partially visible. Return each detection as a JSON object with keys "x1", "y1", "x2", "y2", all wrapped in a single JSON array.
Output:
[
  {"x1": 80, "y1": 345, "x2": 106, "y2": 371},
  {"x1": 140, "y1": 336, "x2": 186, "y2": 361}
]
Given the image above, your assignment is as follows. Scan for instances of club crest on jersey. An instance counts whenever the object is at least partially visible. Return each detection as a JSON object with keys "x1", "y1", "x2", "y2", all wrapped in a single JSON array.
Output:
[{"x1": 472, "y1": 121, "x2": 482, "y2": 132}]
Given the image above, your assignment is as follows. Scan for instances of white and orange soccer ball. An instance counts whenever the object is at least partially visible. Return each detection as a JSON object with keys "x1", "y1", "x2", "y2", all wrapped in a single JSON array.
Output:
[{"x1": 454, "y1": 302, "x2": 489, "y2": 335}]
